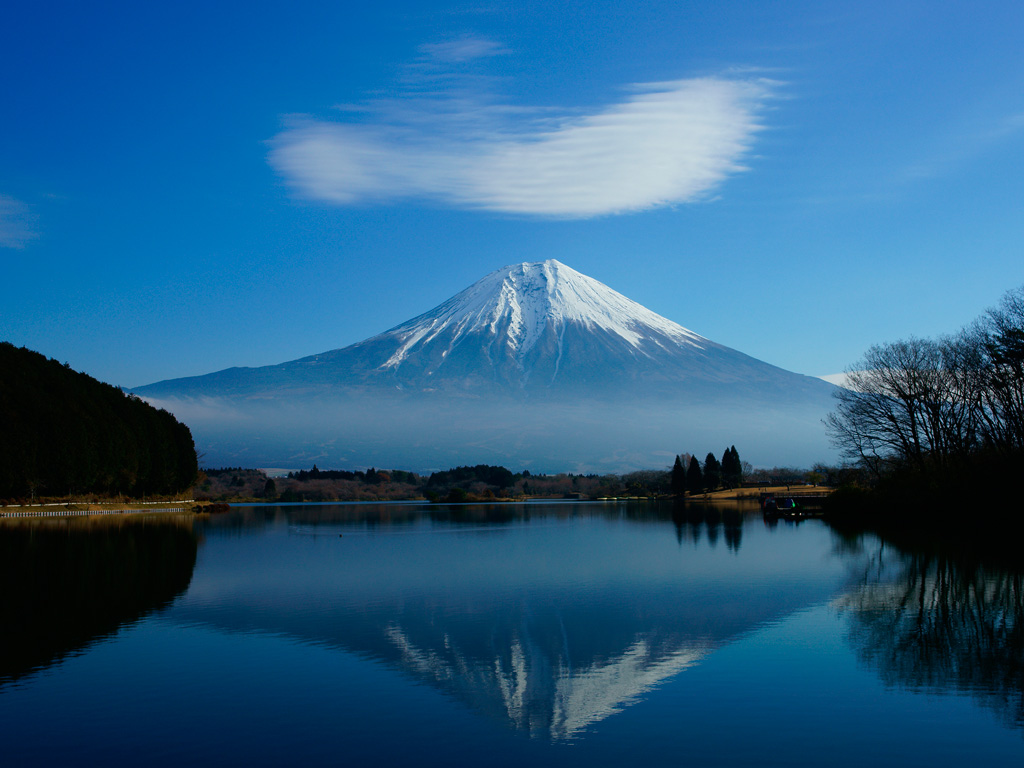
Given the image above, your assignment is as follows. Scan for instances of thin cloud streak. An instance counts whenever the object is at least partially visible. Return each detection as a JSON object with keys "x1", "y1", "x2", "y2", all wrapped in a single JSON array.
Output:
[
  {"x1": 269, "y1": 77, "x2": 774, "y2": 218},
  {"x1": 896, "y1": 110, "x2": 1024, "y2": 185},
  {"x1": 0, "y1": 195, "x2": 37, "y2": 248},
  {"x1": 418, "y1": 36, "x2": 510, "y2": 63}
]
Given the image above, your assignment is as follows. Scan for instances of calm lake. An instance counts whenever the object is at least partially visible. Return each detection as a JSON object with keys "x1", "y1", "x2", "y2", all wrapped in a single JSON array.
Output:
[{"x1": 2, "y1": 501, "x2": 1021, "y2": 766}]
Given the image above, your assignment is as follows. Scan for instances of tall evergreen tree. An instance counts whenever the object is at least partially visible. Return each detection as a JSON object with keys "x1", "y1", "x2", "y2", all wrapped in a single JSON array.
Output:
[
  {"x1": 671, "y1": 455, "x2": 686, "y2": 496},
  {"x1": 703, "y1": 452, "x2": 721, "y2": 491},
  {"x1": 721, "y1": 445, "x2": 742, "y2": 488},
  {"x1": 686, "y1": 455, "x2": 703, "y2": 495}
]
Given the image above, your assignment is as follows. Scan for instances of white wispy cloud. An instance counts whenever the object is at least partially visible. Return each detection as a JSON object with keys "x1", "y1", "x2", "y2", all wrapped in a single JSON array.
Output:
[
  {"x1": 269, "y1": 52, "x2": 774, "y2": 218},
  {"x1": 417, "y1": 35, "x2": 510, "y2": 63},
  {"x1": 0, "y1": 195, "x2": 37, "y2": 248}
]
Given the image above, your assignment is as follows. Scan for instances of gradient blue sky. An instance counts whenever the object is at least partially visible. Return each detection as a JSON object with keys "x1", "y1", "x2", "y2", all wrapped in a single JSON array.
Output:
[{"x1": 2, "y1": 0, "x2": 1022, "y2": 389}]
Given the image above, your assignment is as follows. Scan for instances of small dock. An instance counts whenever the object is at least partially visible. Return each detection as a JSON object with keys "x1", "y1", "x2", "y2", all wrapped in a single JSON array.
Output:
[{"x1": 759, "y1": 491, "x2": 830, "y2": 513}]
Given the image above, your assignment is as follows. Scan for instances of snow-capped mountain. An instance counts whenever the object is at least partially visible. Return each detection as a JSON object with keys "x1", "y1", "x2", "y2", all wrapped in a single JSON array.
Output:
[
  {"x1": 136, "y1": 260, "x2": 837, "y2": 470},
  {"x1": 370, "y1": 259, "x2": 706, "y2": 388},
  {"x1": 140, "y1": 260, "x2": 830, "y2": 402}
]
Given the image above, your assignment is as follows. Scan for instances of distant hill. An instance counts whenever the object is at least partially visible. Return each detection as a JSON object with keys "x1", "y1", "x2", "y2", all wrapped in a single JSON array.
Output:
[
  {"x1": 0, "y1": 342, "x2": 198, "y2": 500},
  {"x1": 136, "y1": 260, "x2": 838, "y2": 471}
]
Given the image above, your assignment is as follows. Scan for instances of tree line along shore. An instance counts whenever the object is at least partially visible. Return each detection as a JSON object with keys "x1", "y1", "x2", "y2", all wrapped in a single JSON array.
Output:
[{"x1": 193, "y1": 454, "x2": 827, "y2": 504}]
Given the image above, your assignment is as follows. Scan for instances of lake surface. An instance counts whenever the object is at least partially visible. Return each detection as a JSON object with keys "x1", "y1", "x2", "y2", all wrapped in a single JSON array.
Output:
[{"x1": 2, "y1": 501, "x2": 1021, "y2": 766}]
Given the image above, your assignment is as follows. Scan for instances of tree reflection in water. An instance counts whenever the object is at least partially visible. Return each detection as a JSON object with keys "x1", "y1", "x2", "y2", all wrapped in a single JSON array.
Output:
[
  {"x1": 671, "y1": 503, "x2": 743, "y2": 552},
  {"x1": 0, "y1": 514, "x2": 198, "y2": 685},
  {"x1": 836, "y1": 536, "x2": 1024, "y2": 730}
]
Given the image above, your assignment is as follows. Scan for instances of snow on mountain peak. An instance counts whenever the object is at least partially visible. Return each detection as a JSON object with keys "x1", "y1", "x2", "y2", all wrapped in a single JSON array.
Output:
[{"x1": 380, "y1": 259, "x2": 705, "y2": 369}]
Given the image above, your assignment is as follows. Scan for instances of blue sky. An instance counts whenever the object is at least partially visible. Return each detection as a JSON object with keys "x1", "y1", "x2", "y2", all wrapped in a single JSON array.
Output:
[{"x1": 2, "y1": 0, "x2": 1022, "y2": 389}]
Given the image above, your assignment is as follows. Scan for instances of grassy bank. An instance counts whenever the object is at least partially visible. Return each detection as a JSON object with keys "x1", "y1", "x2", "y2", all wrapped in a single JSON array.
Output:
[{"x1": 686, "y1": 485, "x2": 833, "y2": 501}]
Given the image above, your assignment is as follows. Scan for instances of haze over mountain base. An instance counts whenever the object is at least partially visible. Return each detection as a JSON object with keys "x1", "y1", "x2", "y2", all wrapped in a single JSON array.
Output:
[{"x1": 143, "y1": 391, "x2": 833, "y2": 473}]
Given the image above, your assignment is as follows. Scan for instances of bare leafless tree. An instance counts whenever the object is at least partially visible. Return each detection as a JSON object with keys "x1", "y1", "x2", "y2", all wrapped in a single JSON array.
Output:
[
  {"x1": 826, "y1": 286, "x2": 1024, "y2": 480},
  {"x1": 978, "y1": 288, "x2": 1024, "y2": 453}
]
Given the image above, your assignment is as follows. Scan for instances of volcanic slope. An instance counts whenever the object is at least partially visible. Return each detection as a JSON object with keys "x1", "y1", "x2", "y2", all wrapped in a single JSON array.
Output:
[
  {"x1": 136, "y1": 260, "x2": 837, "y2": 470},
  {"x1": 140, "y1": 260, "x2": 828, "y2": 402}
]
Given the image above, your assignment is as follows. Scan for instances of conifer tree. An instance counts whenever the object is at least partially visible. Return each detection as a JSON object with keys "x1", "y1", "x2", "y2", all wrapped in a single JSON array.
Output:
[
  {"x1": 686, "y1": 455, "x2": 703, "y2": 495},
  {"x1": 721, "y1": 445, "x2": 742, "y2": 488},
  {"x1": 703, "y1": 452, "x2": 721, "y2": 491},
  {"x1": 671, "y1": 455, "x2": 686, "y2": 496}
]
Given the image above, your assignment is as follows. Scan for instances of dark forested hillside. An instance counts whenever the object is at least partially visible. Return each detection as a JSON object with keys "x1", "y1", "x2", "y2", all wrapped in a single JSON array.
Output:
[{"x1": 0, "y1": 343, "x2": 198, "y2": 500}]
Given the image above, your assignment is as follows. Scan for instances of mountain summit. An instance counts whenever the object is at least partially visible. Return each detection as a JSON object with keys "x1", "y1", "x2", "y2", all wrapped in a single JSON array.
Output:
[
  {"x1": 137, "y1": 261, "x2": 837, "y2": 470},
  {"x1": 284, "y1": 258, "x2": 719, "y2": 396},
  {"x1": 373, "y1": 259, "x2": 705, "y2": 385}
]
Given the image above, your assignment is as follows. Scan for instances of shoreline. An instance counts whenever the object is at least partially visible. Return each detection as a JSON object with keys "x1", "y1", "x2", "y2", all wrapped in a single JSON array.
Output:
[{"x1": 0, "y1": 486, "x2": 832, "y2": 517}]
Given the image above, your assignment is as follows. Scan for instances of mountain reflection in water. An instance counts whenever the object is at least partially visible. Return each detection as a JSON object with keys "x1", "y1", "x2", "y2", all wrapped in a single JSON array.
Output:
[
  {"x1": 175, "y1": 502, "x2": 836, "y2": 739},
  {"x1": 835, "y1": 533, "x2": 1024, "y2": 730}
]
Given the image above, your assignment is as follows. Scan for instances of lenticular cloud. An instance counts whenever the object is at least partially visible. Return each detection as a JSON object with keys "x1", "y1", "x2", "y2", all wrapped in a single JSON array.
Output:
[{"x1": 269, "y1": 77, "x2": 772, "y2": 218}]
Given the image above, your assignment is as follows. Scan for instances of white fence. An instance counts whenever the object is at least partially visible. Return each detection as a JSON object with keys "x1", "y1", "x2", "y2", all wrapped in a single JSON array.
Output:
[{"x1": 0, "y1": 507, "x2": 190, "y2": 519}]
